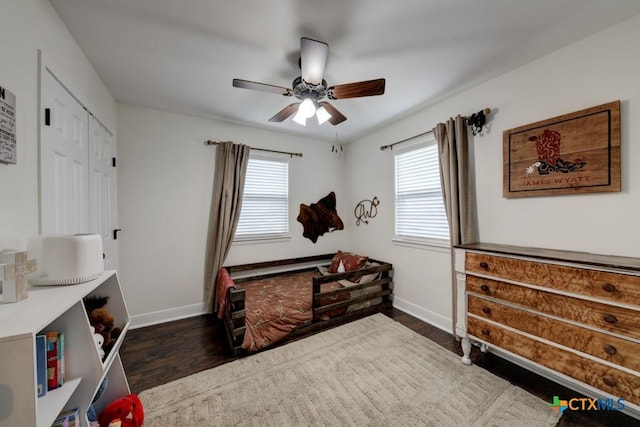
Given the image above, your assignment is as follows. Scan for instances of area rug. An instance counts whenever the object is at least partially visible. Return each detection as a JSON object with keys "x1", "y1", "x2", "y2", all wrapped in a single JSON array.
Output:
[{"x1": 139, "y1": 314, "x2": 558, "y2": 426}]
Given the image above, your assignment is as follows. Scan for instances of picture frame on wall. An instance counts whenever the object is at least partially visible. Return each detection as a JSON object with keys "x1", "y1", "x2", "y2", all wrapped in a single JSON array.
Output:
[
  {"x1": 0, "y1": 84, "x2": 17, "y2": 164},
  {"x1": 503, "y1": 100, "x2": 620, "y2": 198}
]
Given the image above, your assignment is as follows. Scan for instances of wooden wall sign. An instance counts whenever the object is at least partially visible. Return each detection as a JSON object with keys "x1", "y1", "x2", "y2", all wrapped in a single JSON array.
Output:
[{"x1": 503, "y1": 101, "x2": 620, "y2": 198}]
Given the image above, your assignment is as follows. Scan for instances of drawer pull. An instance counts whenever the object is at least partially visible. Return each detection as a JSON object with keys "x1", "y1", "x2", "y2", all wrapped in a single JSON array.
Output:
[
  {"x1": 604, "y1": 345, "x2": 617, "y2": 356},
  {"x1": 480, "y1": 284, "x2": 490, "y2": 292},
  {"x1": 481, "y1": 328, "x2": 490, "y2": 336},
  {"x1": 482, "y1": 306, "x2": 491, "y2": 314},
  {"x1": 479, "y1": 261, "x2": 489, "y2": 269},
  {"x1": 602, "y1": 283, "x2": 616, "y2": 293},
  {"x1": 604, "y1": 314, "x2": 618, "y2": 324},
  {"x1": 602, "y1": 376, "x2": 617, "y2": 387}
]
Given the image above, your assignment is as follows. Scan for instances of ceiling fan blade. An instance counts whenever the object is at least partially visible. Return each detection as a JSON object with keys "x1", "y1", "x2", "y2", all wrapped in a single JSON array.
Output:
[
  {"x1": 233, "y1": 79, "x2": 292, "y2": 96},
  {"x1": 319, "y1": 102, "x2": 347, "y2": 125},
  {"x1": 328, "y1": 78, "x2": 386, "y2": 99},
  {"x1": 300, "y1": 37, "x2": 328, "y2": 85},
  {"x1": 268, "y1": 103, "x2": 300, "y2": 122}
]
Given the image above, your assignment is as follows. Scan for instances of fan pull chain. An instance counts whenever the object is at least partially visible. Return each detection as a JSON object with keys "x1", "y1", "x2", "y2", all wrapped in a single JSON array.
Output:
[{"x1": 331, "y1": 132, "x2": 343, "y2": 154}]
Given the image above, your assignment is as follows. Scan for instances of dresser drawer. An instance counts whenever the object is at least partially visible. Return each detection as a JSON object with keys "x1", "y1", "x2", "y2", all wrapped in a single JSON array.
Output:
[
  {"x1": 466, "y1": 252, "x2": 640, "y2": 306},
  {"x1": 468, "y1": 317, "x2": 640, "y2": 405},
  {"x1": 467, "y1": 275, "x2": 640, "y2": 340},
  {"x1": 468, "y1": 295, "x2": 640, "y2": 372}
]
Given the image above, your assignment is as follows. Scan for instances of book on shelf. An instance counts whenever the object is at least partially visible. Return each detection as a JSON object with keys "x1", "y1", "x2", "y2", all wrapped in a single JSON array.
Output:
[
  {"x1": 45, "y1": 331, "x2": 58, "y2": 391},
  {"x1": 45, "y1": 331, "x2": 65, "y2": 391},
  {"x1": 35, "y1": 334, "x2": 47, "y2": 397},
  {"x1": 52, "y1": 407, "x2": 79, "y2": 427},
  {"x1": 57, "y1": 332, "x2": 65, "y2": 388}
]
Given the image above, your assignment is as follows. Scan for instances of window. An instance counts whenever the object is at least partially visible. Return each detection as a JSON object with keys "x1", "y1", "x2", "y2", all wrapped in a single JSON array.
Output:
[
  {"x1": 234, "y1": 156, "x2": 289, "y2": 241},
  {"x1": 395, "y1": 137, "x2": 450, "y2": 245}
]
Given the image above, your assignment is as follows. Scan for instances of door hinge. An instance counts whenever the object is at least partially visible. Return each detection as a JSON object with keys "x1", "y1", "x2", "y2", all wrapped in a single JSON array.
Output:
[
  {"x1": 112, "y1": 157, "x2": 117, "y2": 167},
  {"x1": 44, "y1": 108, "x2": 51, "y2": 126}
]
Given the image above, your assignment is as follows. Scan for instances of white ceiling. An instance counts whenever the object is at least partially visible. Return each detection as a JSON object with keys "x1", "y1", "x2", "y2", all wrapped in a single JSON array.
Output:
[{"x1": 50, "y1": 0, "x2": 640, "y2": 142}]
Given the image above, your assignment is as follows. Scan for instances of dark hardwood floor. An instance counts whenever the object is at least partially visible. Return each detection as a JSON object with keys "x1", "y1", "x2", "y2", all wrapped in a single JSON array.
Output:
[{"x1": 120, "y1": 307, "x2": 637, "y2": 426}]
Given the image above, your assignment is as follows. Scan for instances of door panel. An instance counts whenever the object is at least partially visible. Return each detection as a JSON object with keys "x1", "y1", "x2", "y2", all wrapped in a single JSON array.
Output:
[
  {"x1": 41, "y1": 69, "x2": 89, "y2": 235},
  {"x1": 89, "y1": 116, "x2": 118, "y2": 269}
]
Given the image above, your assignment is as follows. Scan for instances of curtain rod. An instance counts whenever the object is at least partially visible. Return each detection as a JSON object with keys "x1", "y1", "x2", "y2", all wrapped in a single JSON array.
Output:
[
  {"x1": 206, "y1": 140, "x2": 303, "y2": 158},
  {"x1": 379, "y1": 108, "x2": 491, "y2": 151}
]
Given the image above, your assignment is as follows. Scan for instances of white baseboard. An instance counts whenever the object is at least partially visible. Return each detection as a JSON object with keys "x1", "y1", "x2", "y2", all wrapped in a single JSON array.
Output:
[
  {"x1": 392, "y1": 296, "x2": 453, "y2": 334},
  {"x1": 129, "y1": 298, "x2": 452, "y2": 333},
  {"x1": 130, "y1": 302, "x2": 207, "y2": 329}
]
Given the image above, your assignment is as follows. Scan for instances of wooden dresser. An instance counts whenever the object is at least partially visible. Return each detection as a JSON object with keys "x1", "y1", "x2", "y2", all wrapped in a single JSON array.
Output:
[{"x1": 454, "y1": 243, "x2": 640, "y2": 418}]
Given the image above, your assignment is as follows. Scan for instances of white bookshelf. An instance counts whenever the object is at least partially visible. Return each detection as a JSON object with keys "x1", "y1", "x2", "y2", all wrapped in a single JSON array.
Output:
[{"x1": 0, "y1": 271, "x2": 131, "y2": 427}]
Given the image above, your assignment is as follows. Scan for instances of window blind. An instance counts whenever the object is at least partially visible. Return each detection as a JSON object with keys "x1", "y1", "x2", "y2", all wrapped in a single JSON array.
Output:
[
  {"x1": 235, "y1": 157, "x2": 289, "y2": 239},
  {"x1": 395, "y1": 143, "x2": 450, "y2": 242}
]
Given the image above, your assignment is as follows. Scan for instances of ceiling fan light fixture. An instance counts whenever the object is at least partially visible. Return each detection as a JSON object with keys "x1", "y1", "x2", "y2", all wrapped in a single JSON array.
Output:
[
  {"x1": 316, "y1": 105, "x2": 332, "y2": 125},
  {"x1": 233, "y1": 37, "x2": 385, "y2": 128}
]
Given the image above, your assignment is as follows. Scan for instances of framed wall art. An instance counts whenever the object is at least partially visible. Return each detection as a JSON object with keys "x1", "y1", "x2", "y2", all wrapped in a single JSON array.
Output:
[
  {"x1": 503, "y1": 101, "x2": 620, "y2": 198},
  {"x1": 0, "y1": 85, "x2": 17, "y2": 164}
]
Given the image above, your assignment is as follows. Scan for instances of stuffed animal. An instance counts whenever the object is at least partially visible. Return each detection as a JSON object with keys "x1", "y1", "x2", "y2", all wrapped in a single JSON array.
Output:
[
  {"x1": 84, "y1": 296, "x2": 117, "y2": 353},
  {"x1": 98, "y1": 393, "x2": 144, "y2": 427},
  {"x1": 89, "y1": 308, "x2": 116, "y2": 350},
  {"x1": 90, "y1": 326, "x2": 105, "y2": 359}
]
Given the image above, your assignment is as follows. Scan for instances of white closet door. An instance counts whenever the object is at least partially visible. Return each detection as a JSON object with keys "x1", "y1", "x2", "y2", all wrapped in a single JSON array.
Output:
[
  {"x1": 89, "y1": 116, "x2": 118, "y2": 269},
  {"x1": 40, "y1": 69, "x2": 89, "y2": 234}
]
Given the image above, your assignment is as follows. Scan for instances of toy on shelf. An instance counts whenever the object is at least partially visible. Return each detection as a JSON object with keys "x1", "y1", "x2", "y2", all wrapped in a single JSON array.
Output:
[
  {"x1": 84, "y1": 295, "x2": 122, "y2": 357},
  {"x1": 90, "y1": 326, "x2": 105, "y2": 360},
  {"x1": 98, "y1": 394, "x2": 144, "y2": 427}
]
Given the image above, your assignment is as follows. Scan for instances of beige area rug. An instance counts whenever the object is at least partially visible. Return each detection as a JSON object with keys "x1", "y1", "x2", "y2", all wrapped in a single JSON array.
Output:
[{"x1": 139, "y1": 314, "x2": 559, "y2": 426}]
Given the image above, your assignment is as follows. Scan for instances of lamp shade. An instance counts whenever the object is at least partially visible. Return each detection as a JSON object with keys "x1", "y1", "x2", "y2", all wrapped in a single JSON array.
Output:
[
  {"x1": 298, "y1": 98, "x2": 316, "y2": 118},
  {"x1": 316, "y1": 106, "x2": 332, "y2": 125},
  {"x1": 292, "y1": 109, "x2": 307, "y2": 125}
]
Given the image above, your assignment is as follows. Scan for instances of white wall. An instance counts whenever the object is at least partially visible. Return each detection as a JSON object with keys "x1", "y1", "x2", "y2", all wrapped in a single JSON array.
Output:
[
  {"x1": 116, "y1": 104, "x2": 347, "y2": 323},
  {"x1": 3, "y1": 1, "x2": 638, "y2": 338},
  {"x1": 0, "y1": 0, "x2": 115, "y2": 250},
  {"x1": 118, "y1": 14, "x2": 640, "y2": 329},
  {"x1": 346, "y1": 14, "x2": 640, "y2": 332}
]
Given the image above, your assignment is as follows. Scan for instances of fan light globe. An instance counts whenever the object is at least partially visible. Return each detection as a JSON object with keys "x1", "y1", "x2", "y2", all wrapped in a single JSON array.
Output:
[
  {"x1": 316, "y1": 106, "x2": 332, "y2": 125},
  {"x1": 292, "y1": 110, "x2": 307, "y2": 126},
  {"x1": 299, "y1": 98, "x2": 316, "y2": 118}
]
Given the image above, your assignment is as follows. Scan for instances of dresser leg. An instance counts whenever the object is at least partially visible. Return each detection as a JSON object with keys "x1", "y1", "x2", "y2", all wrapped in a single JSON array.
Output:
[{"x1": 461, "y1": 336, "x2": 472, "y2": 365}]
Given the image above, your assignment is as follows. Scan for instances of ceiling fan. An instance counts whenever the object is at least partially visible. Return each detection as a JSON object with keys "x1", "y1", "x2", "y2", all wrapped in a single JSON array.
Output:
[{"x1": 232, "y1": 37, "x2": 385, "y2": 126}]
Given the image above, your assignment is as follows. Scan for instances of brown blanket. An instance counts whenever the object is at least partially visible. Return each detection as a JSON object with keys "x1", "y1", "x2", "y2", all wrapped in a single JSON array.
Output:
[{"x1": 240, "y1": 271, "x2": 347, "y2": 352}]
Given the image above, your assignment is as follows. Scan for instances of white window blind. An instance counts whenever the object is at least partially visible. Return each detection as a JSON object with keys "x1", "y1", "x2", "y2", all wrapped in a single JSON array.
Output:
[
  {"x1": 235, "y1": 156, "x2": 289, "y2": 240},
  {"x1": 395, "y1": 140, "x2": 450, "y2": 244}
]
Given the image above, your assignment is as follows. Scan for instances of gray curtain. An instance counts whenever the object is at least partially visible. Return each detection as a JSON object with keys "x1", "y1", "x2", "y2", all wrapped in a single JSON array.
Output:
[
  {"x1": 433, "y1": 116, "x2": 476, "y2": 335},
  {"x1": 204, "y1": 141, "x2": 250, "y2": 313}
]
